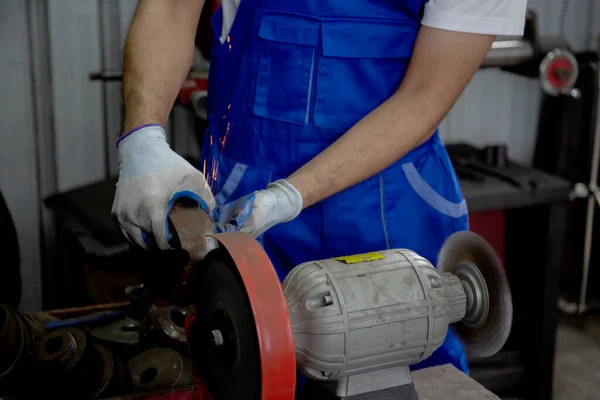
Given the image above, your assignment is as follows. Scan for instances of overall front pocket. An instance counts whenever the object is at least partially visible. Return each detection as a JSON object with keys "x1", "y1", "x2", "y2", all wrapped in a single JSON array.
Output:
[
  {"x1": 254, "y1": 13, "x2": 319, "y2": 125},
  {"x1": 314, "y1": 19, "x2": 418, "y2": 130}
]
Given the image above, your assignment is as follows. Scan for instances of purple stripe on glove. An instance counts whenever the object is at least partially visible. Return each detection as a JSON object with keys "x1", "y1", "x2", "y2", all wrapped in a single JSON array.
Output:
[{"x1": 117, "y1": 123, "x2": 163, "y2": 147}]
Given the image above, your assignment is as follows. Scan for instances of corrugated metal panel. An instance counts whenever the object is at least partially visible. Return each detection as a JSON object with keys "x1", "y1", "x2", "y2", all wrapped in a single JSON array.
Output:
[
  {"x1": 592, "y1": 0, "x2": 600, "y2": 50},
  {"x1": 28, "y1": 0, "x2": 58, "y2": 310},
  {"x1": 48, "y1": 0, "x2": 105, "y2": 191},
  {"x1": 100, "y1": 0, "x2": 124, "y2": 177},
  {"x1": 0, "y1": 0, "x2": 42, "y2": 311}
]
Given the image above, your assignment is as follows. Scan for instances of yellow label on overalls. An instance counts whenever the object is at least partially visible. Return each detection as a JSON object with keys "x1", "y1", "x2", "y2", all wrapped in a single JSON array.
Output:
[{"x1": 335, "y1": 252, "x2": 385, "y2": 264}]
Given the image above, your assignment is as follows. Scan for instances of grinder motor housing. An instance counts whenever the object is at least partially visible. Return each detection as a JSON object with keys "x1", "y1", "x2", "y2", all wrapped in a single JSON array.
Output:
[{"x1": 284, "y1": 250, "x2": 466, "y2": 390}]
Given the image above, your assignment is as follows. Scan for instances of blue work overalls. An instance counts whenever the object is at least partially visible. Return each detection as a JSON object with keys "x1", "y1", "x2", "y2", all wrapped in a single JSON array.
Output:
[{"x1": 201, "y1": 0, "x2": 470, "y2": 376}]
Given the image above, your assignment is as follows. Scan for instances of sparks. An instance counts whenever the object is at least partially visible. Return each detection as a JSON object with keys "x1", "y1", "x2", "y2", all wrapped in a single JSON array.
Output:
[{"x1": 220, "y1": 122, "x2": 231, "y2": 148}]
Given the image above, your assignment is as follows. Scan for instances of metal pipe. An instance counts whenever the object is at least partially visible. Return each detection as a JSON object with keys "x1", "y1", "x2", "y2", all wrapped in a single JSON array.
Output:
[
  {"x1": 481, "y1": 39, "x2": 535, "y2": 68},
  {"x1": 578, "y1": 61, "x2": 600, "y2": 314},
  {"x1": 89, "y1": 69, "x2": 123, "y2": 81}
]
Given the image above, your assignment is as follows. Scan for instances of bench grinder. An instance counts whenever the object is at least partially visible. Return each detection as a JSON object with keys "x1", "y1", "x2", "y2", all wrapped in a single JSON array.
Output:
[{"x1": 154, "y1": 204, "x2": 512, "y2": 400}]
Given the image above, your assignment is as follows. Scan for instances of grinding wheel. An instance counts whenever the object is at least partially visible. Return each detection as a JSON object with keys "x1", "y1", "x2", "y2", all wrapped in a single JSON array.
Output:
[
  {"x1": 187, "y1": 232, "x2": 296, "y2": 400},
  {"x1": 438, "y1": 231, "x2": 513, "y2": 358}
]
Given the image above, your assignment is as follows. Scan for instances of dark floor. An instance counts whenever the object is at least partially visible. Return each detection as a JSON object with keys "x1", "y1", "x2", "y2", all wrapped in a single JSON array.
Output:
[{"x1": 553, "y1": 315, "x2": 600, "y2": 400}]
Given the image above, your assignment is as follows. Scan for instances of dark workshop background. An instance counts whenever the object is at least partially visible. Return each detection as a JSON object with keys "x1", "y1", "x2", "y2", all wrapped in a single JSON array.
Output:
[
  {"x1": 0, "y1": 0, "x2": 599, "y2": 312},
  {"x1": 1, "y1": 1, "x2": 600, "y2": 399}
]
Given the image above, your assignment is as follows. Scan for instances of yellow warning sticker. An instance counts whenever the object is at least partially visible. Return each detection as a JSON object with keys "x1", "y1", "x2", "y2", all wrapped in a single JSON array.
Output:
[{"x1": 335, "y1": 252, "x2": 385, "y2": 264}]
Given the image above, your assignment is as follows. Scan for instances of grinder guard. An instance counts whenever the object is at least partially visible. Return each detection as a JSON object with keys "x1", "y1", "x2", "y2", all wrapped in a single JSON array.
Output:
[{"x1": 185, "y1": 232, "x2": 296, "y2": 400}]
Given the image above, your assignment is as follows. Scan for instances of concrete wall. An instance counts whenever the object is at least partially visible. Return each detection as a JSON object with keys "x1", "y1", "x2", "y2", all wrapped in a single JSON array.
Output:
[{"x1": 0, "y1": 0, "x2": 598, "y2": 311}]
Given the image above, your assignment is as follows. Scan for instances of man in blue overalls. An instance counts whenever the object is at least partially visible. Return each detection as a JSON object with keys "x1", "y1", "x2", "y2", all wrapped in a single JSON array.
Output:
[{"x1": 113, "y1": 0, "x2": 527, "y2": 378}]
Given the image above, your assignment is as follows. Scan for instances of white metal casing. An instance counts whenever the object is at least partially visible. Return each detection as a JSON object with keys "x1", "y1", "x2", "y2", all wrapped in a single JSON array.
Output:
[{"x1": 282, "y1": 249, "x2": 466, "y2": 381}]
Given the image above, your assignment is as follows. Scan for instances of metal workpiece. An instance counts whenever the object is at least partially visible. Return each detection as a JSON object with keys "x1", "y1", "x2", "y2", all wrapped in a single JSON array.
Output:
[
  {"x1": 87, "y1": 344, "x2": 126, "y2": 399},
  {"x1": 37, "y1": 327, "x2": 89, "y2": 371},
  {"x1": 0, "y1": 305, "x2": 46, "y2": 391},
  {"x1": 127, "y1": 348, "x2": 193, "y2": 392},
  {"x1": 0, "y1": 305, "x2": 22, "y2": 379},
  {"x1": 282, "y1": 249, "x2": 467, "y2": 383},
  {"x1": 141, "y1": 202, "x2": 217, "y2": 306},
  {"x1": 88, "y1": 316, "x2": 142, "y2": 345},
  {"x1": 168, "y1": 202, "x2": 217, "y2": 263},
  {"x1": 12, "y1": 310, "x2": 46, "y2": 344},
  {"x1": 36, "y1": 327, "x2": 124, "y2": 398},
  {"x1": 147, "y1": 305, "x2": 195, "y2": 349}
]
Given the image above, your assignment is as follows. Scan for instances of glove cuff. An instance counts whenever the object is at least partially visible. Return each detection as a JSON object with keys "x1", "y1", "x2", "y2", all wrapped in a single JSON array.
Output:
[
  {"x1": 267, "y1": 179, "x2": 303, "y2": 222},
  {"x1": 117, "y1": 124, "x2": 165, "y2": 148}
]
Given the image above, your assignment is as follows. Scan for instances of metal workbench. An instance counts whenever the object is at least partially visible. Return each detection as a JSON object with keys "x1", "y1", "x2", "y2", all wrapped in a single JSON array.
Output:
[
  {"x1": 461, "y1": 161, "x2": 571, "y2": 213},
  {"x1": 458, "y1": 156, "x2": 571, "y2": 400}
]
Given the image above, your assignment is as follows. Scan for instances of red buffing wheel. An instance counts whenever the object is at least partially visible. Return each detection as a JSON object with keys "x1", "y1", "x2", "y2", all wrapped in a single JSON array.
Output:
[
  {"x1": 187, "y1": 232, "x2": 296, "y2": 400},
  {"x1": 539, "y1": 49, "x2": 579, "y2": 96}
]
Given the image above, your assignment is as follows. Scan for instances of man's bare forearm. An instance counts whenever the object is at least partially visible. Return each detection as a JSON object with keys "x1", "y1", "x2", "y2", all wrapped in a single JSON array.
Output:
[
  {"x1": 288, "y1": 27, "x2": 495, "y2": 208},
  {"x1": 122, "y1": 0, "x2": 204, "y2": 134}
]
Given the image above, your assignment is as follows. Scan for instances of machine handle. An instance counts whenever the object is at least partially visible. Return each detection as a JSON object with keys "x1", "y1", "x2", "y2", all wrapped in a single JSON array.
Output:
[
  {"x1": 89, "y1": 70, "x2": 123, "y2": 81},
  {"x1": 558, "y1": 87, "x2": 581, "y2": 99}
]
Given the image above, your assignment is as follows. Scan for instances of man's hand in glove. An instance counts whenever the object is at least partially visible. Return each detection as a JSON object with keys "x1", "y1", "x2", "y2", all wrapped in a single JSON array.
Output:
[
  {"x1": 112, "y1": 124, "x2": 215, "y2": 249},
  {"x1": 212, "y1": 180, "x2": 303, "y2": 238}
]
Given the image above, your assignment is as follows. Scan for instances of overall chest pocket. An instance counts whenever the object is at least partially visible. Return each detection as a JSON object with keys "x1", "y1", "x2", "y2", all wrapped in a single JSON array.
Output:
[
  {"x1": 254, "y1": 13, "x2": 319, "y2": 126},
  {"x1": 314, "y1": 20, "x2": 418, "y2": 130}
]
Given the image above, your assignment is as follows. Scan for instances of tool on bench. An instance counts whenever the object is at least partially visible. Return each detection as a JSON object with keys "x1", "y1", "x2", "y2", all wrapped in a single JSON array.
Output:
[
  {"x1": 144, "y1": 203, "x2": 513, "y2": 400},
  {"x1": 450, "y1": 144, "x2": 541, "y2": 190},
  {"x1": 36, "y1": 327, "x2": 126, "y2": 398},
  {"x1": 43, "y1": 310, "x2": 126, "y2": 331},
  {"x1": 127, "y1": 347, "x2": 194, "y2": 392}
]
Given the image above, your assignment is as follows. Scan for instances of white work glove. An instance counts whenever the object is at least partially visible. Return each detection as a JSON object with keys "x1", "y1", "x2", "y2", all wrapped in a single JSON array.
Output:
[
  {"x1": 212, "y1": 180, "x2": 303, "y2": 238},
  {"x1": 112, "y1": 124, "x2": 215, "y2": 250}
]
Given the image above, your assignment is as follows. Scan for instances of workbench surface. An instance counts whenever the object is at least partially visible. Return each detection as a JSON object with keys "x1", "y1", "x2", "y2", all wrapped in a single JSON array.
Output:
[
  {"x1": 459, "y1": 162, "x2": 571, "y2": 212},
  {"x1": 412, "y1": 364, "x2": 499, "y2": 400}
]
